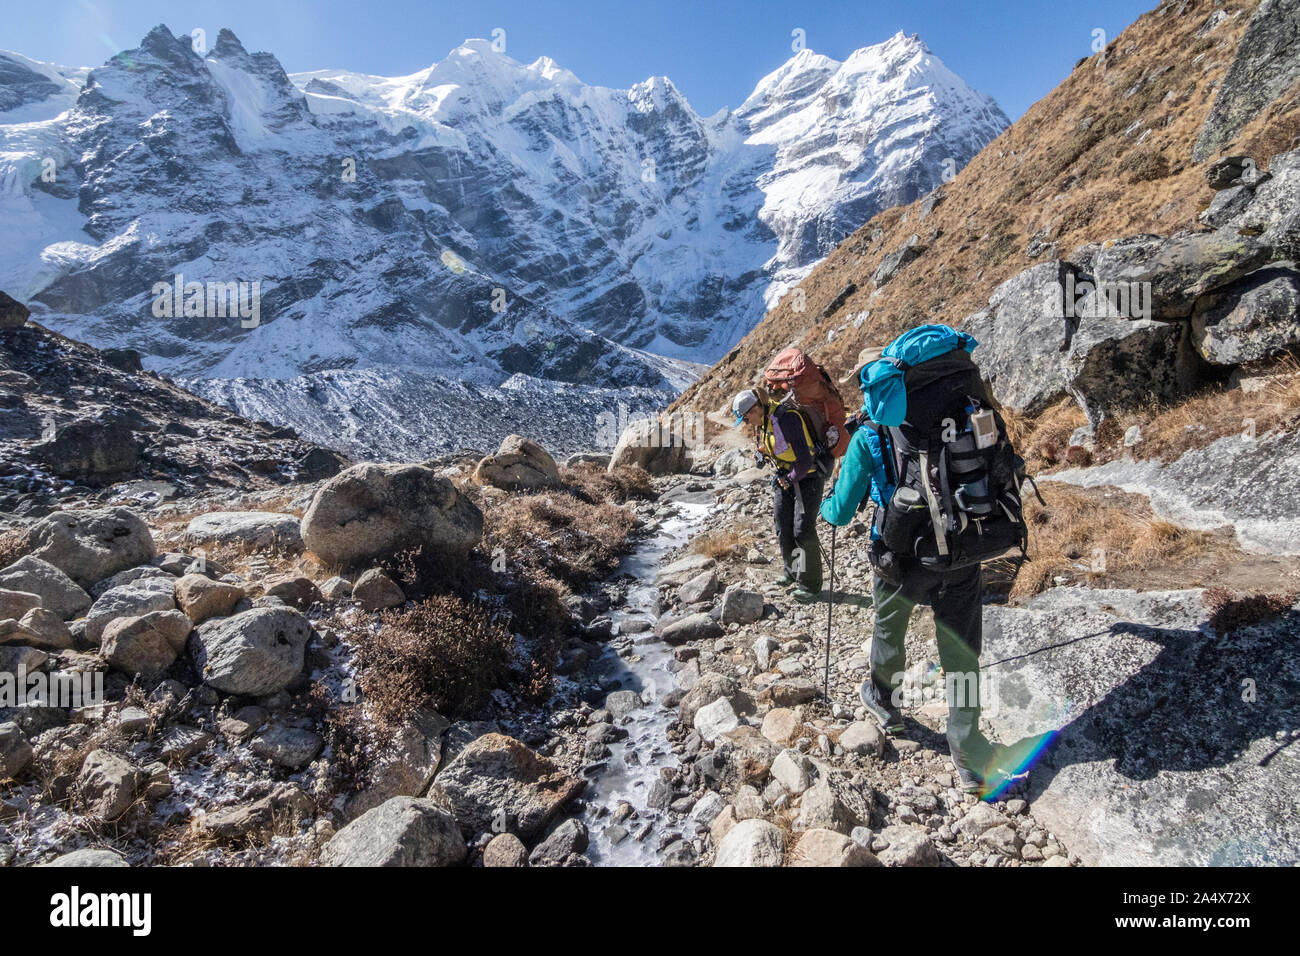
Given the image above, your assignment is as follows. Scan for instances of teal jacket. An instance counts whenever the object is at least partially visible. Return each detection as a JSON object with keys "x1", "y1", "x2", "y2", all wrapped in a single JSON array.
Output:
[{"x1": 820, "y1": 423, "x2": 893, "y2": 531}]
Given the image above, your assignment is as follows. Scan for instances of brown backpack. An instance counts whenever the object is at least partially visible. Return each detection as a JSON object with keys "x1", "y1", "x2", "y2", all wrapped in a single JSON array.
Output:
[{"x1": 764, "y1": 347, "x2": 849, "y2": 458}]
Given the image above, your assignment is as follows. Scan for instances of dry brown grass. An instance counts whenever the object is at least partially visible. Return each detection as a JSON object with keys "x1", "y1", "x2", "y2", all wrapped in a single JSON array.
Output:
[
  {"x1": 561, "y1": 462, "x2": 655, "y2": 504},
  {"x1": 0, "y1": 527, "x2": 29, "y2": 568},
  {"x1": 1006, "y1": 484, "x2": 1222, "y2": 598},
  {"x1": 690, "y1": 528, "x2": 756, "y2": 562},
  {"x1": 483, "y1": 492, "x2": 638, "y2": 591}
]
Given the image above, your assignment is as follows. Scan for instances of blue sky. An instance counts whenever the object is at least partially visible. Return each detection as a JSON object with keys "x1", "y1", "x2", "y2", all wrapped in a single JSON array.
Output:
[{"x1": 7, "y1": 0, "x2": 1155, "y2": 119}]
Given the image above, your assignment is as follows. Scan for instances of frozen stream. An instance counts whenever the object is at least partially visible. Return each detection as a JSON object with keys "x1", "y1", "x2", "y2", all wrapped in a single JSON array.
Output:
[{"x1": 581, "y1": 499, "x2": 712, "y2": 866}]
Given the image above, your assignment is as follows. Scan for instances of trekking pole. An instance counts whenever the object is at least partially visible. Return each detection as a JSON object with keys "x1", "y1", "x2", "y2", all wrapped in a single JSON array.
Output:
[{"x1": 824, "y1": 524, "x2": 835, "y2": 702}]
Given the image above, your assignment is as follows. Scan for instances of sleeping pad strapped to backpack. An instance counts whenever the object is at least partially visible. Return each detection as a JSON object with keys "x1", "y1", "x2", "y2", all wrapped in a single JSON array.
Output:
[{"x1": 859, "y1": 324, "x2": 1041, "y2": 572}]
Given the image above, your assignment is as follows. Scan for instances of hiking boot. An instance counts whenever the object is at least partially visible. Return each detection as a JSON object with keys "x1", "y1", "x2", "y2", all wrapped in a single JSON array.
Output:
[
  {"x1": 955, "y1": 764, "x2": 984, "y2": 794},
  {"x1": 792, "y1": 586, "x2": 820, "y2": 604},
  {"x1": 774, "y1": 574, "x2": 798, "y2": 588},
  {"x1": 859, "y1": 681, "x2": 904, "y2": 735}
]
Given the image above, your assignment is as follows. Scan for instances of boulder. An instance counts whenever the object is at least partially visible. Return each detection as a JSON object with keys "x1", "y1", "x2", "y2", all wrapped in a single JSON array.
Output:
[
  {"x1": 184, "y1": 511, "x2": 304, "y2": 554},
  {"x1": 677, "y1": 569, "x2": 719, "y2": 605},
  {"x1": 771, "y1": 749, "x2": 814, "y2": 794},
  {"x1": 1204, "y1": 155, "x2": 1256, "y2": 190},
  {"x1": 472, "y1": 434, "x2": 561, "y2": 491},
  {"x1": 713, "y1": 818, "x2": 785, "y2": 867},
  {"x1": 190, "y1": 607, "x2": 312, "y2": 696},
  {"x1": 659, "y1": 612, "x2": 723, "y2": 645},
  {"x1": 698, "y1": 726, "x2": 781, "y2": 790},
  {"x1": 100, "y1": 610, "x2": 193, "y2": 677},
  {"x1": 351, "y1": 568, "x2": 405, "y2": 611},
  {"x1": 31, "y1": 416, "x2": 140, "y2": 484},
  {"x1": 156, "y1": 726, "x2": 213, "y2": 763},
  {"x1": 0, "y1": 557, "x2": 91, "y2": 620},
  {"x1": 173, "y1": 574, "x2": 244, "y2": 624},
  {"x1": 678, "y1": 672, "x2": 750, "y2": 726},
  {"x1": 528, "y1": 818, "x2": 589, "y2": 866},
  {"x1": 261, "y1": 572, "x2": 322, "y2": 610},
  {"x1": 0, "y1": 721, "x2": 33, "y2": 778},
  {"x1": 84, "y1": 578, "x2": 176, "y2": 645},
  {"x1": 608, "y1": 418, "x2": 691, "y2": 475},
  {"x1": 344, "y1": 708, "x2": 449, "y2": 820},
  {"x1": 838, "y1": 720, "x2": 886, "y2": 758},
  {"x1": 799, "y1": 767, "x2": 874, "y2": 833},
  {"x1": 0, "y1": 588, "x2": 41, "y2": 621},
  {"x1": 876, "y1": 824, "x2": 942, "y2": 866},
  {"x1": 654, "y1": 553, "x2": 715, "y2": 587},
  {"x1": 482, "y1": 832, "x2": 529, "y2": 867},
  {"x1": 300, "y1": 463, "x2": 483, "y2": 568},
  {"x1": 249, "y1": 725, "x2": 324, "y2": 769},
  {"x1": 320, "y1": 796, "x2": 466, "y2": 867},
  {"x1": 319, "y1": 576, "x2": 352, "y2": 602},
  {"x1": 760, "y1": 707, "x2": 802, "y2": 745},
  {"x1": 0, "y1": 290, "x2": 30, "y2": 329},
  {"x1": 1193, "y1": 0, "x2": 1300, "y2": 161},
  {"x1": 872, "y1": 234, "x2": 925, "y2": 287},
  {"x1": 791, "y1": 828, "x2": 882, "y2": 867},
  {"x1": 88, "y1": 564, "x2": 170, "y2": 599},
  {"x1": 693, "y1": 697, "x2": 740, "y2": 741},
  {"x1": 603, "y1": 690, "x2": 643, "y2": 721},
  {"x1": 76, "y1": 749, "x2": 143, "y2": 822},
  {"x1": 4, "y1": 608, "x2": 73, "y2": 651},
  {"x1": 427, "y1": 733, "x2": 584, "y2": 839},
  {"x1": 1190, "y1": 265, "x2": 1300, "y2": 365},
  {"x1": 37, "y1": 848, "x2": 129, "y2": 867},
  {"x1": 719, "y1": 585, "x2": 764, "y2": 625},
  {"x1": 1090, "y1": 230, "x2": 1271, "y2": 321},
  {"x1": 21, "y1": 509, "x2": 155, "y2": 590},
  {"x1": 296, "y1": 447, "x2": 347, "y2": 481}
]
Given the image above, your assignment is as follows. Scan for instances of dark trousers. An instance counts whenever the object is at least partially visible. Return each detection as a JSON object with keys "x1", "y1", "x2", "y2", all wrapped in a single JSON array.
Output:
[
  {"x1": 871, "y1": 562, "x2": 990, "y2": 769},
  {"x1": 772, "y1": 472, "x2": 824, "y2": 593}
]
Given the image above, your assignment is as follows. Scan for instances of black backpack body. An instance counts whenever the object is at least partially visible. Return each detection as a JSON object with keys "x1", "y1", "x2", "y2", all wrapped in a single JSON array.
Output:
[{"x1": 873, "y1": 349, "x2": 1035, "y2": 572}]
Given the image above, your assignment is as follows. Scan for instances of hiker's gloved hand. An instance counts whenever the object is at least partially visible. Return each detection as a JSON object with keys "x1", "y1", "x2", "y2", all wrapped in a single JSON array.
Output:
[
  {"x1": 776, "y1": 474, "x2": 792, "y2": 491},
  {"x1": 825, "y1": 425, "x2": 839, "y2": 448}
]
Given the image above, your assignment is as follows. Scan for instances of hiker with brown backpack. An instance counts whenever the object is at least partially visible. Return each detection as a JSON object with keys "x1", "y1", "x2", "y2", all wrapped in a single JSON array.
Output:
[{"x1": 732, "y1": 383, "x2": 829, "y2": 603}]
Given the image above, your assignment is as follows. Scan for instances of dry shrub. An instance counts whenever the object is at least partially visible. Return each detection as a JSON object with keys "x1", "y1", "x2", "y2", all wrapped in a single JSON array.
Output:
[
  {"x1": 484, "y1": 492, "x2": 637, "y2": 591},
  {"x1": 0, "y1": 527, "x2": 29, "y2": 567},
  {"x1": 353, "y1": 595, "x2": 514, "y2": 725},
  {"x1": 1007, "y1": 485, "x2": 1217, "y2": 598},
  {"x1": 561, "y1": 462, "x2": 654, "y2": 504},
  {"x1": 691, "y1": 528, "x2": 754, "y2": 561},
  {"x1": 1118, "y1": 148, "x2": 1171, "y2": 183},
  {"x1": 1203, "y1": 586, "x2": 1299, "y2": 635}
]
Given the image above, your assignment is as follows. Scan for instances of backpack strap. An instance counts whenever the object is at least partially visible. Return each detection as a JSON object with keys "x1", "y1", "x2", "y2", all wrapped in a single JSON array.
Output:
[{"x1": 916, "y1": 447, "x2": 949, "y2": 558}]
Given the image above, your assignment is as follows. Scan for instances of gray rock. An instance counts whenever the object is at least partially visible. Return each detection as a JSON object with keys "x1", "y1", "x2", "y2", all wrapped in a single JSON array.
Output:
[
  {"x1": 603, "y1": 689, "x2": 643, "y2": 720},
  {"x1": 720, "y1": 585, "x2": 764, "y2": 625},
  {"x1": 344, "y1": 707, "x2": 448, "y2": 820},
  {"x1": 482, "y1": 832, "x2": 529, "y2": 866},
  {"x1": 1199, "y1": 183, "x2": 1255, "y2": 227},
  {"x1": 0, "y1": 588, "x2": 42, "y2": 621},
  {"x1": 7, "y1": 608, "x2": 73, "y2": 650},
  {"x1": 678, "y1": 672, "x2": 750, "y2": 726},
  {"x1": 173, "y1": 574, "x2": 244, "y2": 624},
  {"x1": 876, "y1": 824, "x2": 942, "y2": 866},
  {"x1": 20, "y1": 509, "x2": 155, "y2": 590},
  {"x1": 791, "y1": 828, "x2": 882, "y2": 866},
  {"x1": 37, "y1": 848, "x2": 129, "y2": 867},
  {"x1": 300, "y1": 463, "x2": 483, "y2": 567},
  {"x1": 0, "y1": 721, "x2": 34, "y2": 778},
  {"x1": 473, "y1": 434, "x2": 561, "y2": 491},
  {"x1": 76, "y1": 749, "x2": 143, "y2": 821},
  {"x1": 653, "y1": 553, "x2": 715, "y2": 587},
  {"x1": 677, "y1": 569, "x2": 720, "y2": 605},
  {"x1": 771, "y1": 748, "x2": 814, "y2": 795},
  {"x1": 838, "y1": 720, "x2": 886, "y2": 758},
  {"x1": 100, "y1": 609, "x2": 193, "y2": 676},
  {"x1": 872, "y1": 234, "x2": 925, "y2": 287},
  {"x1": 184, "y1": 511, "x2": 304, "y2": 554},
  {"x1": 351, "y1": 568, "x2": 405, "y2": 611},
  {"x1": 320, "y1": 796, "x2": 467, "y2": 867},
  {"x1": 799, "y1": 766, "x2": 874, "y2": 833},
  {"x1": 0, "y1": 557, "x2": 91, "y2": 621},
  {"x1": 250, "y1": 725, "x2": 324, "y2": 769},
  {"x1": 528, "y1": 818, "x2": 588, "y2": 865},
  {"x1": 31, "y1": 414, "x2": 141, "y2": 484},
  {"x1": 88, "y1": 564, "x2": 171, "y2": 600},
  {"x1": 155, "y1": 726, "x2": 213, "y2": 763},
  {"x1": 1193, "y1": 0, "x2": 1300, "y2": 161},
  {"x1": 190, "y1": 607, "x2": 312, "y2": 695},
  {"x1": 608, "y1": 418, "x2": 691, "y2": 475},
  {"x1": 84, "y1": 578, "x2": 177, "y2": 645},
  {"x1": 982, "y1": 585, "x2": 1300, "y2": 865},
  {"x1": 1191, "y1": 264, "x2": 1300, "y2": 365},
  {"x1": 0, "y1": 290, "x2": 30, "y2": 329},
  {"x1": 693, "y1": 696, "x2": 740, "y2": 741},
  {"x1": 659, "y1": 612, "x2": 723, "y2": 645},
  {"x1": 427, "y1": 733, "x2": 584, "y2": 839},
  {"x1": 713, "y1": 818, "x2": 785, "y2": 867}
]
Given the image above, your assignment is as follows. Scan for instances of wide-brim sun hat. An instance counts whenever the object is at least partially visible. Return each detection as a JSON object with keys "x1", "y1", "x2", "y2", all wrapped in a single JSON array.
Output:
[{"x1": 840, "y1": 346, "x2": 886, "y2": 386}]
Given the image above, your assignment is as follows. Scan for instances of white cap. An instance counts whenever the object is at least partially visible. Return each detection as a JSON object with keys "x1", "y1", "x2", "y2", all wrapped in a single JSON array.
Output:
[{"x1": 731, "y1": 389, "x2": 759, "y2": 426}]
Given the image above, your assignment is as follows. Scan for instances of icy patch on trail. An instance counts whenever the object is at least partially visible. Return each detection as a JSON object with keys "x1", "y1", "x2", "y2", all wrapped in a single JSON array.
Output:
[{"x1": 1043, "y1": 429, "x2": 1300, "y2": 556}]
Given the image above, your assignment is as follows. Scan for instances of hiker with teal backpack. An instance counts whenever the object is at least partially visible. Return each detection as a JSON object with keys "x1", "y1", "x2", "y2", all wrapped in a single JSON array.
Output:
[
  {"x1": 733, "y1": 386, "x2": 831, "y2": 603},
  {"x1": 821, "y1": 326, "x2": 1043, "y2": 795}
]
